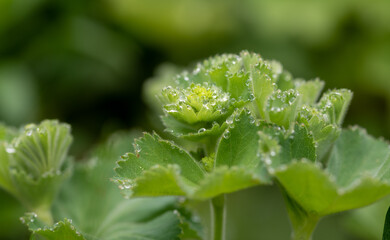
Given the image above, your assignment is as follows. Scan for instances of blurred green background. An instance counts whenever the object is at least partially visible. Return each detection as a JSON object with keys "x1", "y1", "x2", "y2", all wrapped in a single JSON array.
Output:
[{"x1": 0, "y1": 0, "x2": 389, "y2": 239}]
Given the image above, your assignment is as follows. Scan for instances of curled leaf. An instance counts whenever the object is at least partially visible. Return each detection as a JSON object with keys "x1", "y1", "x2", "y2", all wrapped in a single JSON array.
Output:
[{"x1": 0, "y1": 120, "x2": 73, "y2": 222}]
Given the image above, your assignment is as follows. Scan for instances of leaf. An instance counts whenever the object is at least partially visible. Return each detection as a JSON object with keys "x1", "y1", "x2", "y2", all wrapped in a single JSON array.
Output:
[
  {"x1": 207, "y1": 63, "x2": 229, "y2": 91},
  {"x1": 327, "y1": 127, "x2": 390, "y2": 188},
  {"x1": 297, "y1": 106, "x2": 341, "y2": 160},
  {"x1": 0, "y1": 120, "x2": 73, "y2": 217},
  {"x1": 275, "y1": 161, "x2": 338, "y2": 214},
  {"x1": 215, "y1": 110, "x2": 259, "y2": 168},
  {"x1": 22, "y1": 211, "x2": 183, "y2": 240},
  {"x1": 159, "y1": 83, "x2": 243, "y2": 142},
  {"x1": 251, "y1": 63, "x2": 275, "y2": 120},
  {"x1": 161, "y1": 115, "x2": 227, "y2": 141},
  {"x1": 294, "y1": 79, "x2": 324, "y2": 105},
  {"x1": 240, "y1": 51, "x2": 262, "y2": 71},
  {"x1": 116, "y1": 111, "x2": 271, "y2": 200},
  {"x1": 192, "y1": 166, "x2": 261, "y2": 200},
  {"x1": 267, "y1": 124, "x2": 317, "y2": 169},
  {"x1": 11, "y1": 120, "x2": 73, "y2": 178},
  {"x1": 124, "y1": 165, "x2": 193, "y2": 198},
  {"x1": 31, "y1": 131, "x2": 189, "y2": 240},
  {"x1": 276, "y1": 71, "x2": 294, "y2": 91},
  {"x1": 97, "y1": 211, "x2": 182, "y2": 240},
  {"x1": 10, "y1": 165, "x2": 71, "y2": 211},
  {"x1": 21, "y1": 213, "x2": 85, "y2": 240},
  {"x1": 226, "y1": 71, "x2": 251, "y2": 101},
  {"x1": 115, "y1": 133, "x2": 205, "y2": 187},
  {"x1": 266, "y1": 89, "x2": 300, "y2": 129},
  {"x1": 274, "y1": 127, "x2": 390, "y2": 216},
  {"x1": 317, "y1": 89, "x2": 353, "y2": 125},
  {"x1": 177, "y1": 209, "x2": 203, "y2": 240}
]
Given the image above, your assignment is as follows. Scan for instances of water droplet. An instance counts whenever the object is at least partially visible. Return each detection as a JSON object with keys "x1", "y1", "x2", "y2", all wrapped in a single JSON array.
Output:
[
  {"x1": 226, "y1": 116, "x2": 234, "y2": 125},
  {"x1": 223, "y1": 130, "x2": 231, "y2": 139},
  {"x1": 167, "y1": 109, "x2": 178, "y2": 113},
  {"x1": 263, "y1": 156, "x2": 272, "y2": 165},
  {"x1": 6, "y1": 147, "x2": 15, "y2": 154},
  {"x1": 26, "y1": 130, "x2": 32, "y2": 136},
  {"x1": 124, "y1": 184, "x2": 132, "y2": 189},
  {"x1": 198, "y1": 128, "x2": 206, "y2": 133}
]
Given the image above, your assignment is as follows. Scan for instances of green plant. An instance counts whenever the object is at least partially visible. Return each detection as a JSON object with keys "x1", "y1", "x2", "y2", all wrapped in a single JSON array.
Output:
[
  {"x1": 0, "y1": 123, "x2": 199, "y2": 239},
  {"x1": 0, "y1": 120, "x2": 72, "y2": 224},
  {"x1": 118, "y1": 51, "x2": 390, "y2": 240},
  {"x1": 1, "y1": 51, "x2": 389, "y2": 240}
]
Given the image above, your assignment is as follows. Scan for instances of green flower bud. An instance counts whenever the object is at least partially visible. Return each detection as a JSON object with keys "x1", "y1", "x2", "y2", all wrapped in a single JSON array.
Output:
[
  {"x1": 160, "y1": 83, "x2": 232, "y2": 125},
  {"x1": 0, "y1": 120, "x2": 73, "y2": 224}
]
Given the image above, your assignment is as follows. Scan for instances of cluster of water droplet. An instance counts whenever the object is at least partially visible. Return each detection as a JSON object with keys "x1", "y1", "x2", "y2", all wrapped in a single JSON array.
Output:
[
  {"x1": 161, "y1": 83, "x2": 232, "y2": 124},
  {"x1": 115, "y1": 178, "x2": 136, "y2": 199},
  {"x1": 20, "y1": 213, "x2": 82, "y2": 236},
  {"x1": 257, "y1": 129, "x2": 282, "y2": 167},
  {"x1": 298, "y1": 106, "x2": 329, "y2": 125},
  {"x1": 267, "y1": 89, "x2": 298, "y2": 113}
]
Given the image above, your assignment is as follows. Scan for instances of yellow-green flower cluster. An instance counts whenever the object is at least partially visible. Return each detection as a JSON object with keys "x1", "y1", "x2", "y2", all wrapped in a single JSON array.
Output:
[{"x1": 160, "y1": 83, "x2": 233, "y2": 125}]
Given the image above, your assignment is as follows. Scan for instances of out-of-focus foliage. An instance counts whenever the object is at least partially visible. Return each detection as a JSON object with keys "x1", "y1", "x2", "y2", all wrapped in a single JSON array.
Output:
[
  {"x1": 106, "y1": 0, "x2": 235, "y2": 60},
  {"x1": 343, "y1": 196, "x2": 390, "y2": 240},
  {"x1": 0, "y1": 0, "x2": 140, "y2": 155},
  {"x1": 22, "y1": 131, "x2": 199, "y2": 240}
]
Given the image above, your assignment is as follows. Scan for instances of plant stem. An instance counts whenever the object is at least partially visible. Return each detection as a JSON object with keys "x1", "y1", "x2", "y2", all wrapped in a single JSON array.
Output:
[
  {"x1": 210, "y1": 194, "x2": 226, "y2": 240},
  {"x1": 204, "y1": 136, "x2": 218, "y2": 155},
  {"x1": 34, "y1": 205, "x2": 54, "y2": 225},
  {"x1": 291, "y1": 214, "x2": 319, "y2": 240},
  {"x1": 279, "y1": 186, "x2": 320, "y2": 240}
]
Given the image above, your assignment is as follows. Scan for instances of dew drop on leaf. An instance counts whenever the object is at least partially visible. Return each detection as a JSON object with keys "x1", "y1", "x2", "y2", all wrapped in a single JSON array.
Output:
[
  {"x1": 265, "y1": 157, "x2": 272, "y2": 165},
  {"x1": 198, "y1": 128, "x2": 206, "y2": 133},
  {"x1": 6, "y1": 147, "x2": 15, "y2": 154},
  {"x1": 223, "y1": 130, "x2": 231, "y2": 139}
]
